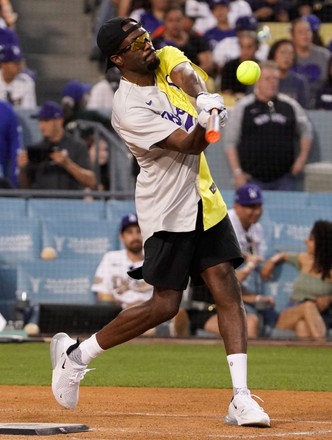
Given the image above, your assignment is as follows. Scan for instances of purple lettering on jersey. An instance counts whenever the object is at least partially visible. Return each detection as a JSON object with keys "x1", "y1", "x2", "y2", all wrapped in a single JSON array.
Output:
[{"x1": 161, "y1": 106, "x2": 194, "y2": 132}]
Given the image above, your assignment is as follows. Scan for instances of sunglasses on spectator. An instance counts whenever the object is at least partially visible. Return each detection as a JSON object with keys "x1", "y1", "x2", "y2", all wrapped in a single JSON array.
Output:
[{"x1": 116, "y1": 32, "x2": 152, "y2": 55}]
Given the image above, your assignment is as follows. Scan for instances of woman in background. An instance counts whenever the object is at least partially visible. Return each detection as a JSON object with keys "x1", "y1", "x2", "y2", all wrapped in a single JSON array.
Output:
[
  {"x1": 261, "y1": 220, "x2": 332, "y2": 340},
  {"x1": 268, "y1": 38, "x2": 310, "y2": 108}
]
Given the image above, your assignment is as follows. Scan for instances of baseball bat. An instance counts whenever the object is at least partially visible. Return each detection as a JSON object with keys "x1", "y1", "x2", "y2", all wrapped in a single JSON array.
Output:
[{"x1": 205, "y1": 109, "x2": 220, "y2": 143}]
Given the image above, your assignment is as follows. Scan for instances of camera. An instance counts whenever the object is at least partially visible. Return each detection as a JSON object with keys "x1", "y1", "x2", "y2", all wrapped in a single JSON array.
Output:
[{"x1": 27, "y1": 143, "x2": 61, "y2": 163}]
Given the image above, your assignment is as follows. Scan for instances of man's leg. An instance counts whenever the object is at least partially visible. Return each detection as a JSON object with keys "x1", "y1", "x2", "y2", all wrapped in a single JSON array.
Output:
[
  {"x1": 200, "y1": 262, "x2": 246, "y2": 354},
  {"x1": 201, "y1": 262, "x2": 270, "y2": 427},
  {"x1": 51, "y1": 288, "x2": 182, "y2": 409}
]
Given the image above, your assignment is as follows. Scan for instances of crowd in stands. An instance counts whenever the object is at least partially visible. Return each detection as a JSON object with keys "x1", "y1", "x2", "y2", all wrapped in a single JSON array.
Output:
[
  {"x1": 0, "y1": 0, "x2": 331, "y2": 340},
  {"x1": 0, "y1": 0, "x2": 331, "y2": 191}
]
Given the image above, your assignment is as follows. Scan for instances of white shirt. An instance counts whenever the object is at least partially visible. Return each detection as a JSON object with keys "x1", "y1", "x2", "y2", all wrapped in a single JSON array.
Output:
[
  {"x1": 87, "y1": 79, "x2": 115, "y2": 110},
  {"x1": 91, "y1": 249, "x2": 153, "y2": 309},
  {"x1": 213, "y1": 37, "x2": 269, "y2": 69},
  {"x1": 0, "y1": 69, "x2": 37, "y2": 108},
  {"x1": 228, "y1": 208, "x2": 267, "y2": 257},
  {"x1": 112, "y1": 77, "x2": 200, "y2": 243}
]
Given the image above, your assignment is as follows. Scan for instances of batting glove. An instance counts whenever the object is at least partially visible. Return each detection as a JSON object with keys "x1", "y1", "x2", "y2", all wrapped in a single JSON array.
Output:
[
  {"x1": 195, "y1": 92, "x2": 225, "y2": 113},
  {"x1": 197, "y1": 108, "x2": 228, "y2": 129}
]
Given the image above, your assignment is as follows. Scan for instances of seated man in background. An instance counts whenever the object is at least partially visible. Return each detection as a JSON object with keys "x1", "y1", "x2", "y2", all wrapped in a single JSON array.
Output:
[
  {"x1": 92, "y1": 213, "x2": 188, "y2": 337},
  {"x1": 17, "y1": 101, "x2": 96, "y2": 191},
  {"x1": 187, "y1": 184, "x2": 277, "y2": 339}
]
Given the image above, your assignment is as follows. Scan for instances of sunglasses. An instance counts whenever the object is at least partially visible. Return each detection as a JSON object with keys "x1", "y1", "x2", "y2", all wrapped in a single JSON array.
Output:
[{"x1": 116, "y1": 32, "x2": 152, "y2": 55}]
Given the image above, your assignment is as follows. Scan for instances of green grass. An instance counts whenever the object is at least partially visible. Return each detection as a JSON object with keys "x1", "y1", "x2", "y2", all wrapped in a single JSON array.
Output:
[{"x1": 1, "y1": 342, "x2": 331, "y2": 391}]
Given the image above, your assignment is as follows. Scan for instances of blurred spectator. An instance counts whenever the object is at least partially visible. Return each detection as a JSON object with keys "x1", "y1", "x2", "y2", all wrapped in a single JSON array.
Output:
[
  {"x1": 92, "y1": 213, "x2": 153, "y2": 307},
  {"x1": 212, "y1": 15, "x2": 269, "y2": 70},
  {"x1": 130, "y1": 0, "x2": 169, "y2": 38},
  {"x1": 17, "y1": 101, "x2": 96, "y2": 190},
  {"x1": 261, "y1": 220, "x2": 332, "y2": 340},
  {"x1": 79, "y1": 125, "x2": 110, "y2": 191},
  {"x1": 290, "y1": 17, "x2": 331, "y2": 108},
  {"x1": 249, "y1": 0, "x2": 290, "y2": 22},
  {"x1": 228, "y1": 0, "x2": 253, "y2": 26},
  {"x1": 316, "y1": 57, "x2": 332, "y2": 110},
  {"x1": 268, "y1": 38, "x2": 310, "y2": 108},
  {"x1": 87, "y1": 67, "x2": 121, "y2": 111},
  {"x1": 182, "y1": 0, "x2": 207, "y2": 34},
  {"x1": 153, "y1": 4, "x2": 215, "y2": 76},
  {"x1": 303, "y1": 14, "x2": 324, "y2": 47},
  {"x1": 203, "y1": 0, "x2": 236, "y2": 51},
  {"x1": 221, "y1": 30, "x2": 259, "y2": 98},
  {"x1": 61, "y1": 79, "x2": 113, "y2": 131},
  {"x1": 0, "y1": 44, "x2": 37, "y2": 108},
  {"x1": 224, "y1": 61, "x2": 312, "y2": 191},
  {"x1": 0, "y1": 0, "x2": 17, "y2": 28},
  {"x1": 0, "y1": 99, "x2": 22, "y2": 187}
]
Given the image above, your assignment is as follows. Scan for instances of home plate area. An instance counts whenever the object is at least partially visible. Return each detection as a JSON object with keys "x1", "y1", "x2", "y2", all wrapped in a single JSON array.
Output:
[{"x1": 0, "y1": 423, "x2": 90, "y2": 435}]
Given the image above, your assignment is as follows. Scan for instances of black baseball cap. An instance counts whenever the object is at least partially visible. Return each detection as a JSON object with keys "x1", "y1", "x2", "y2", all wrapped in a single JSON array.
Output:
[{"x1": 97, "y1": 17, "x2": 141, "y2": 71}]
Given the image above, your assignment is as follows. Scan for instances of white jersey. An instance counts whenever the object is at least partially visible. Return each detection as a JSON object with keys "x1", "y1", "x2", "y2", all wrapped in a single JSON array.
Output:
[
  {"x1": 0, "y1": 70, "x2": 37, "y2": 108},
  {"x1": 111, "y1": 50, "x2": 201, "y2": 243},
  {"x1": 213, "y1": 37, "x2": 269, "y2": 69},
  {"x1": 87, "y1": 79, "x2": 115, "y2": 110},
  {"x1": 228, "y1": 209, "x2": 267, "y2": 257},
  {"x1": 91, "y1": 249, "x2": 153, "y2": 309}
]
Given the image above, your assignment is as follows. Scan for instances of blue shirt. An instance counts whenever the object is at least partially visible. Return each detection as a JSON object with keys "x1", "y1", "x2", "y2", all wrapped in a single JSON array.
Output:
[{"x1": 0, "y1": 101, "x2": 22, "y2": 186}]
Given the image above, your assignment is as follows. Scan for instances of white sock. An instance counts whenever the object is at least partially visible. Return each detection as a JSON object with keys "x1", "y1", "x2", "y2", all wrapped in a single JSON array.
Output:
[
  {"x1": 226, "y1": 353, "x2": 248, "y2": 395},
  {"x1": 76, "y1": 333, "x2": 105, "y2": 365}
]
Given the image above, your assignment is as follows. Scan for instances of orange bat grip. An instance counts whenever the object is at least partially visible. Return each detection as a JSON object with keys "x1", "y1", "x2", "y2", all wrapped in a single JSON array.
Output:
[{"x1": 205, "y1": 109, "x2": 221, "y2": 143}]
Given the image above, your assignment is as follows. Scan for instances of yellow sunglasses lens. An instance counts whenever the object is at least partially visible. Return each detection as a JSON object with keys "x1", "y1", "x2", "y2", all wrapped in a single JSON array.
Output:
[{"x1": 130, "y1": 32, "x2": 151, "y2": 51}]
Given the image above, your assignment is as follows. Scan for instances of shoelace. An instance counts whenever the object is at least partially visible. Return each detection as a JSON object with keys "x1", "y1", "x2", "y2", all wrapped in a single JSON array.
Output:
[
  {"x1": 235, "y1": 390, "x2": 265, "y2": 410},
  {"x1": 69, "y1": 368, "x2": 95, "y2": 384}
]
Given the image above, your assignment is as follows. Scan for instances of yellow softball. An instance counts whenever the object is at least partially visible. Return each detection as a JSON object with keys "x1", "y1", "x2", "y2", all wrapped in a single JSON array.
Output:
[{"x1": 236, "y1": 60, "x2": 261, "y2": 85}]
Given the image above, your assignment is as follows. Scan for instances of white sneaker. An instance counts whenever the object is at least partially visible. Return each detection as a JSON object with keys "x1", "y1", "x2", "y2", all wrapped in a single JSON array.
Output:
[
  {"x1": 224, "y1": 389, "x2": 270, "y2": 427},
  {"x1": 50, "y1": 332, "x2": 91, "y2": 409}
]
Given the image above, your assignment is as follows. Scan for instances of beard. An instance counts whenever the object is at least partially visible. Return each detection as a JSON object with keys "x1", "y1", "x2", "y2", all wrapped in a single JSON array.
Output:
[
  {"x1": 147, "y1": 55, "x2": 161, "y2": 71},
  {"x1": 127, "y1": 240, "x2": 143, "y2": 254}
]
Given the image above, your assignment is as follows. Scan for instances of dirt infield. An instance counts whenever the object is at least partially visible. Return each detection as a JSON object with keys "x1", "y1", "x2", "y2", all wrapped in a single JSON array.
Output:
[{"x1": 0, "y1": 386, "x2": 331, "y2": 440}]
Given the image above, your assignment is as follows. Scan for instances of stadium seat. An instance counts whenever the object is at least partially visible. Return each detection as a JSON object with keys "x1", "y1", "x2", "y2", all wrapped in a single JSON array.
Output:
[
  {"x1": 0, "y1": 217, "x2": 41, "y2": 264},
  {"x1": 41, "y1": 219, "x2": 113, "y2": 258},
  {"x1": 28, "y1": 198, "x2": 106, "y2": 220}
]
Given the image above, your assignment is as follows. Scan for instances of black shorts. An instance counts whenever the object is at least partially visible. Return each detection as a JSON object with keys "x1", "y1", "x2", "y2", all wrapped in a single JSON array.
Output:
[{"x1": 140, "y1": 201, "x2": 243, "y2": 290}]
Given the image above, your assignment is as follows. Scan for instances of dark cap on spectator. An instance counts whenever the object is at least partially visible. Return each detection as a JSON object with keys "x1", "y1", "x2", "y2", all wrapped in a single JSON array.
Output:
[
  {"x1": 62, "y1": 80, "x2": 92, "y2": 104},
  {"x1": 97, "y1": 17, "x2": 141, "y2": 70},
  {"x1": 31, "y1": 101, "x2": 63, "y2": 120},
  {"x1": 234, "y1": 184, "x2": 263, "y2": 205},
  {"x1": 0, "y1": 44, "x2": 23, "y2": 63},
  {"x1": 120, "y1": 213, "x2": 139, "y2": 233},
  {"x1": 209, "y1": 0, "x2": 230, "y2": 9},
  {"x1": 235, "y1": 15, "x2": 258, "y2": 31}
]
